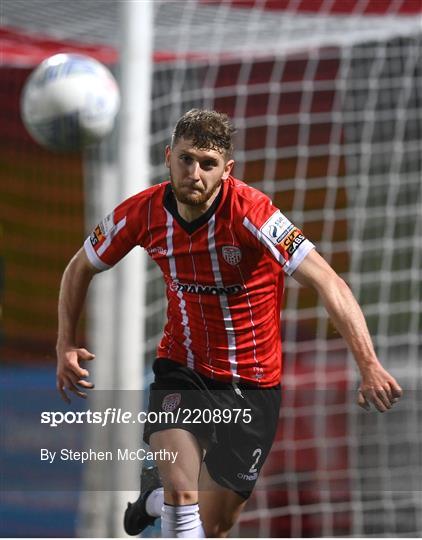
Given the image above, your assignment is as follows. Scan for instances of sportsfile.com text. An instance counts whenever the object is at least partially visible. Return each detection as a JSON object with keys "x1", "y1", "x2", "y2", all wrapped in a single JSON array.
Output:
[{"x1": 40, "y1": 407, "x2": 253, "y2": 428}]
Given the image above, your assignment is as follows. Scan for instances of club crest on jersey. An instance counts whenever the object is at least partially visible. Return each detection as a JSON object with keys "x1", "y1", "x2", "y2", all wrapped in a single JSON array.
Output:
[
  {"x1": 222, "y1": 246, "x2": 242, "y2": 266},
  {"x1": 162, "y1": 393, "x2": 181, "y2": 412}
]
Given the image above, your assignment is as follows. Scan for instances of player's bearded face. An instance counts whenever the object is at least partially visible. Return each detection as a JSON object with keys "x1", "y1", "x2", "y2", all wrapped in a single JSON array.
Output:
[{"x1": 166, "y1": 138, "x2": 234, "y2": 207}]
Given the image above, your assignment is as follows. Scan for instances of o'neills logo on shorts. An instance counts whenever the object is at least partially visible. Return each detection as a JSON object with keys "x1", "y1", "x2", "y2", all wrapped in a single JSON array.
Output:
[
  {"x1": 162, "y1": 393, "x2": 181, "y2": 412},
  {"x1": 169, "y1": 280, "x2": 243, "y2": 296},
  {"x1": 237, "y1": 471, "x2": 258, "y2": 481}
]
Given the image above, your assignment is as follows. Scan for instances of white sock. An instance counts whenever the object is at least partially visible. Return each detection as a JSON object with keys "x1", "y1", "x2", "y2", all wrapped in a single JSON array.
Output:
[
  {"x1": 145, "y1": 487, "x2": 164, "y2": 517},
  {"x1": 161, "y1": 502, "x2": 205, "y2": 538}
]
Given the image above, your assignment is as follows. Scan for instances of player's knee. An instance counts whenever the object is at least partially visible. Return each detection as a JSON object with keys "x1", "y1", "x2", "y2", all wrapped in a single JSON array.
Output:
[
  {"x1": 162, "y1": 469, "x2": 196, "y2": 493},
  {"x1": 164, "y1": 488, "x2": 198, "y2": 506}
]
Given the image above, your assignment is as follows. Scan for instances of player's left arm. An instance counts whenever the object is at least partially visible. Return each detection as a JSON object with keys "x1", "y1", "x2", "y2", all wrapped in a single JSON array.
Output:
[{"x1": 292, "y1": 249, "x2": 403, "y2": 413}]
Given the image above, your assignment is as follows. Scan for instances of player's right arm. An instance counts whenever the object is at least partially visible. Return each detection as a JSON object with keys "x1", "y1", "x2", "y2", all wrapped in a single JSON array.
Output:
[
  {"x1": 56, "y1": 191, "x2": 149, "y2": 402},
  {"x1": 56, "y1": 247, "x2": 100, "y2": 403}
]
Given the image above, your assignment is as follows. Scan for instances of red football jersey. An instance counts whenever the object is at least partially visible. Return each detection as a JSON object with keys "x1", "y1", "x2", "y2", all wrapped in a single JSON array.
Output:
[{"x1": 84, "y1": 176, "x2": 314, "y2": 387}]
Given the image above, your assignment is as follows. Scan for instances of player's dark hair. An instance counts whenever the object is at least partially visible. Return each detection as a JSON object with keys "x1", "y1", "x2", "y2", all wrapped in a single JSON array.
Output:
[{"x1": 172, "y1": 109, "x2": 235, "y2": 159}]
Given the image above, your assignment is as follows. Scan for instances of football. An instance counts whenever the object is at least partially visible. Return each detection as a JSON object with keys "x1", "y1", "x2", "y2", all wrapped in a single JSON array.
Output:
[{"x1": 20, "y1": 53, "x2": 120, "y2": 152}]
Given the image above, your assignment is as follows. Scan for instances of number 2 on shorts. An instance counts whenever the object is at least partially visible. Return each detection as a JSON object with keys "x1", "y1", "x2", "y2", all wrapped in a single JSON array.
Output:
[{"x1": 249, "y1": 448, "x2": 262, "y2": 474}]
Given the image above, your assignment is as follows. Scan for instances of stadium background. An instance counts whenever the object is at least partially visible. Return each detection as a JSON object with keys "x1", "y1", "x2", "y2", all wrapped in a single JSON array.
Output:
[{"x1": 1, "y1": 0, "x2": 421, "y2": 537}]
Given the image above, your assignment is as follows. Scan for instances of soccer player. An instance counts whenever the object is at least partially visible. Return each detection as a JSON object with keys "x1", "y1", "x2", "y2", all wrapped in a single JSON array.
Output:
[{"x1": 56, "y1": 109, "x2": 402, "y2": 538}]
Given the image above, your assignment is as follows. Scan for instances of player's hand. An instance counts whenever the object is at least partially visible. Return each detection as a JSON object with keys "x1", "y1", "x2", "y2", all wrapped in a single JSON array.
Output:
[
  {"x1": 56, "y1": 346, "x2": 95, "y2": 403},
  {"x1": 357, "y1": 364, "x2": 402, "y2": 413}
]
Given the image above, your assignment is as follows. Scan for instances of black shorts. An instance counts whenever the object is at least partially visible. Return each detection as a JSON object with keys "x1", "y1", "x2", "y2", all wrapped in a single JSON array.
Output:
[{"x1": 143, "y1": 358, "x2": 281, "y2": 499}]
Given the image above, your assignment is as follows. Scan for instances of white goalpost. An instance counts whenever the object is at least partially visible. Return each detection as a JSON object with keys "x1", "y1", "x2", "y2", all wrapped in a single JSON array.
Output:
[{"x1": 77, "y1": 2, "x2": 153, "y2": 537}]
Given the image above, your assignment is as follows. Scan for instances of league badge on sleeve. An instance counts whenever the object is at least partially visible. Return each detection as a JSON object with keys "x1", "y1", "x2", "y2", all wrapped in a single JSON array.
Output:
[
  {"x1": 260, "y1": 210, "x2": 294, "y2": 246},
  {"x1": 99, "y1": 212, "x2": 115, "y2": 237}
]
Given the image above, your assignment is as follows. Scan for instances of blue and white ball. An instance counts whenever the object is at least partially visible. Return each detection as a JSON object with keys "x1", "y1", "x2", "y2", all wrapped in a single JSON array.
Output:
[{"x1": 21, "y1": 53, "x2": 120, "y2": 152}]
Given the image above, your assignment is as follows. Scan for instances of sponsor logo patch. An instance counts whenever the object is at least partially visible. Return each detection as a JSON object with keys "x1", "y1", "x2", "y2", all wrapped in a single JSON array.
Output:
[
  {"x1": 286, "y1": 233, "x2": 305, "y2": 255},
  {"x1": 162, "y1": 393, "x2": 181, "y2": 412},
  {"x1": 90, "y1": 213, "x2": 115, "y2": 247},
  {"x1": 281, "y1": 228, "x2": 301, "y2": 249},
  {"x1": 90, "y1": 230, "x2": 100, "y2": 246},
  {"x1": 222, "y1": 245, "x2": 242, "y2": 266}
]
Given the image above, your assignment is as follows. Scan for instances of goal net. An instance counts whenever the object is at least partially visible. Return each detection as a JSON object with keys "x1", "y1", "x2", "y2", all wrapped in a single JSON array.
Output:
[
  {"x1": 148, "y1": 2, "x2": 422, "y2": 536},
  {"x1": 1, "y1": 0, "x2": 421, "y2": 537}
]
